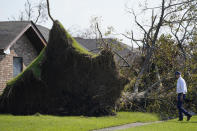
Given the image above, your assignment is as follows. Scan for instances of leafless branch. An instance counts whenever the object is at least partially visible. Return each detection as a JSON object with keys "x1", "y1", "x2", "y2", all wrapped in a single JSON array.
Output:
[
  {"x1": 113, "y1": 51, "x2": 131, "y2": 67},
  {"x1": 25, "y1": 0, "x2": 32, "y2": 21},
  {"x1": 35, "y1": 5, "x2": 41, "y2": 23},
  {"x1": 95, "y1": 22, "x2": 131, "y2": 67},
  {"x1": 132, "y1": 11, "x2": 152, "y2": 45},
  {"x1": 96, "y1": 22, "x2": 109, "y2": 49},
  {"x1": 121, "y1": 33, "x2": 142, "y2": 50},
  {"x1": 145, "y1": 0, "x2": 195, "y2": 10},
  {"x1": 46, "y1": 0, "x2": 54, "y2": 22}
]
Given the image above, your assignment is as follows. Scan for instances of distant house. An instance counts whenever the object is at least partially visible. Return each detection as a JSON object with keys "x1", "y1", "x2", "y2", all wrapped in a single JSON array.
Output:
[
  {"x1": 75, "y1": 37, "x2": 137, "y2": 57},
  {"x1": 0, "y1": 21, "x2": 137, "y2": 93},
  {"x1": 0, "y1": 21, "x2": 48, "y2": 92}
]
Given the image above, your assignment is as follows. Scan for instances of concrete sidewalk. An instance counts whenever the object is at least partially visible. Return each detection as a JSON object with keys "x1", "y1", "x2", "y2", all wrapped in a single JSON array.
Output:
[{"x1": 92, "y1": 121, "x2": 163, "y2": 131}]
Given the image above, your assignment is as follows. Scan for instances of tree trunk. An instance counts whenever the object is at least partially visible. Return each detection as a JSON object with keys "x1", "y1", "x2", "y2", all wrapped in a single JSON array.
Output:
[
  {"x1": 133, "y1": 0, "x2": 165, "y2": 93},
  {"x1": 134, "y1": 48, "x2": 153, "y2": 93}
]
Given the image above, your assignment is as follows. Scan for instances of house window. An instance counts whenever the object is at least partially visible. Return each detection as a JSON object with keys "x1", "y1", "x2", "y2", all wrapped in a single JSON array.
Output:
[{"x1": 13, "y1": 57, "x2": 23, "y2": 77}]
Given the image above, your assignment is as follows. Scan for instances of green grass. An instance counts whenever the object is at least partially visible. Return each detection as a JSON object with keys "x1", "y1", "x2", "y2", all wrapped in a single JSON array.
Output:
[
  {"x1": 120, "y1": 116, "x2": 197, "y2": 131},
  {"x1": 0, "y1": 112, "x2": 160, "y2": 131},
  {"x1": 7, "y1": 47, "x2": 46, "y2": 86}
]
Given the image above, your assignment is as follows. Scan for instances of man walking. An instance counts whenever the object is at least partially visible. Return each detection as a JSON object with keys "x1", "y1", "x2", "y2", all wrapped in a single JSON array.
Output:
[{"x1": 175, "y1": 71, "x2": 192, "y2": 121}]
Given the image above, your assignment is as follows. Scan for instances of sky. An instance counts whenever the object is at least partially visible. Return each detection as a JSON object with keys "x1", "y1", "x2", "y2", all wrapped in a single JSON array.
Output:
[{"x1": 0, "y1": 0, "x2": 160, "y2": 46}]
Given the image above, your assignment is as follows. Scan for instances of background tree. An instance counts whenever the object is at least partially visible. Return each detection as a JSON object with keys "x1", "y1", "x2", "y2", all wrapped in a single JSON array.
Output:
[{"x1": 9, "y1": 0, "x2": 48, "y2": 24}]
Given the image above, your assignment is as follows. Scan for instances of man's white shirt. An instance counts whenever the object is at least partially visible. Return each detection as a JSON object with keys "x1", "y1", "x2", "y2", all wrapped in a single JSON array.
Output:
[{"x1": 176, "y1": 76, "x2": 187, "y2": 94}]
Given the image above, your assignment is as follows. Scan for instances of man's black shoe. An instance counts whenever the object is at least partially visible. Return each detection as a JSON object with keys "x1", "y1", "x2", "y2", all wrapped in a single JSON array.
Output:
[
  {"x1": 187, "y1": 115, "x2": 192, "y2": 121},
  {"x1": 178, "y1": 119, "x2": 183, "y2": 121}
]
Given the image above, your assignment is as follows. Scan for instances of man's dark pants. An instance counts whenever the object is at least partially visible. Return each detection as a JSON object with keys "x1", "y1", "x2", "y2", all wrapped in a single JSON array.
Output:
[{"x1": 177, "y1": 93, "x2": 190, "y2": 120}]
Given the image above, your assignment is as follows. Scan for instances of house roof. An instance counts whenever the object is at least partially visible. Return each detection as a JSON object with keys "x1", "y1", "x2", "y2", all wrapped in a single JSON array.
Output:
[
  {"x1": 74, "y1": 37, "x2": 135, "y2": 57},
  {"x1": 0, "y1": 21, "x2": 29, "y2": 49},
  {"x1": 74, "y1": 37, "x2": 139, "y2": 67},
  {"x1": 74, "y1": 37, "x2": 99, "y2": 52},
  {"x1": 36, "y1": 25, "x2": 49, "y2": 42},
  {"x1": 0, "y1": 21, "x2": 47, "y2": 53}
]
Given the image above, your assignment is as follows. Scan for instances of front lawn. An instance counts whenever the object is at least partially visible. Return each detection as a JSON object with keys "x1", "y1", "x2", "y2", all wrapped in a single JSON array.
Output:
[
  {"x1": 120, "y1": 115, "x2": 197, "y2": 131},
  {"x1": 0, "y1": 112, "x2": 160, "y2": 131}
]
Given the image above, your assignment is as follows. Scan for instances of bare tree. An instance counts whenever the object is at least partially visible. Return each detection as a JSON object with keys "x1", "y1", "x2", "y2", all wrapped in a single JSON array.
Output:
[
  {"x1": 35, "y1": 0, "x2": 48, "y2": 23},
  {"x1": 9, "y1": 0, "x2": 48, "y2": 24},
  {"x1": 128, "y1": 0, "x2": 165, "y2": 93}
]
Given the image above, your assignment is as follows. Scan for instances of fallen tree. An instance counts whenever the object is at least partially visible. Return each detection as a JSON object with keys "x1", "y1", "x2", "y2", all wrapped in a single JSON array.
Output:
[{"x1": 0, "y1": 21, "x2": 128, "y2": 116}]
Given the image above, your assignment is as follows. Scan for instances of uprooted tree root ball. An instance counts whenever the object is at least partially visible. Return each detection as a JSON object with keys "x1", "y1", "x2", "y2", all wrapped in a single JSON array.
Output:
[{"x1": 0, "y1": 21, "x2": 128, "y2": 116}]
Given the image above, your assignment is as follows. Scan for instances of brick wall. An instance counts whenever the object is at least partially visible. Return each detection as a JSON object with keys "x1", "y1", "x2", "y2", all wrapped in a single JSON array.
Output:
[
  {"x1": 0, "y1": 34, "x2": 38, "y2": 93},
  {"x1": 0, "y1": 54, "x2": 12, "y2": 93}
]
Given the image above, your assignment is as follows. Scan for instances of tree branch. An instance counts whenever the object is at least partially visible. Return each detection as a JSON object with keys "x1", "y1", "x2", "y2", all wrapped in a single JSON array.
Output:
[{"x1": 46, "y1": 0, "x2": 54, "y2": 22}]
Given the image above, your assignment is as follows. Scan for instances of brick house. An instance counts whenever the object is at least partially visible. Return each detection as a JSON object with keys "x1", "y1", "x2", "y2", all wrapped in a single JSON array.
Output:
[{"x1": 0, "y1": 21, "x2": 49, "y2": 92}]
